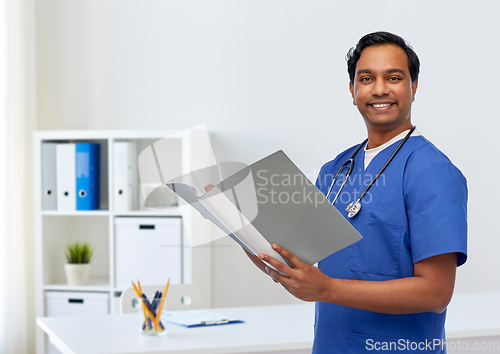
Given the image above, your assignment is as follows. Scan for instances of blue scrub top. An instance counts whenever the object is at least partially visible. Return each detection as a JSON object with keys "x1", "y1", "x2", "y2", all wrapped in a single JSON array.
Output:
[{"x1": 313, "y1": 135, "x2": 467, "y2": 354}]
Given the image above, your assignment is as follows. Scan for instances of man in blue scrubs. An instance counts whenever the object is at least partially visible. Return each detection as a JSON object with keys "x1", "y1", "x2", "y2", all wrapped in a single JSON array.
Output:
[{"x1": 252, "y1": 32, "x2": 467, "y2": 353}]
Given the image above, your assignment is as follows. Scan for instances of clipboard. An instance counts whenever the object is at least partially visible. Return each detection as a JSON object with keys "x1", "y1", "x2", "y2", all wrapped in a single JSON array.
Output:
[{"x1": 165, "y1": 310, "x2": 244, "y2": 328}]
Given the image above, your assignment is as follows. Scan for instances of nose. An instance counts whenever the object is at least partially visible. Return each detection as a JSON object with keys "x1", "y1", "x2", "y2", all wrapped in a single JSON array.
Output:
[{"x1": 371, "y1": 79, "x2": 390, "y2": 97}]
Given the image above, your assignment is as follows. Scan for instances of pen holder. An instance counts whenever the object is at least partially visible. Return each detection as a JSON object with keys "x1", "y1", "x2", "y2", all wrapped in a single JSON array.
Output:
[{"x1": 139, "y1": 297, "x2": 167, "y2": 336}]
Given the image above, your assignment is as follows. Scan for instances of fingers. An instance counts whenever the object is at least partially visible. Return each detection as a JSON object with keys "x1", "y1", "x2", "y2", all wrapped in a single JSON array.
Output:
[
  {"x1": 258, "y1": 253, "x2": 292, "y2": 277},
  {"x1": 204, "y1": 184, "x2": 215, "y2": 192},
  {"x1": 200, "y1": 185, "x2": 215, "y2": 219},
  {"x1": 265, "y1": 265, "x2": 291, "y2": 285},
  {"x1": 266, "y1": 268, "x2": 279, "y2": 283},
  {"x1": 270, "y1": 244, "x2": 305, "y2": 269}
]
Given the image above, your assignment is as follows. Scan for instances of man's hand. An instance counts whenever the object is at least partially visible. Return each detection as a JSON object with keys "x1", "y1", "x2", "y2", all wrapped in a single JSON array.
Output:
[
  {"x1": 258, "y1": 244, "x2": 332, "y2": 302},
  {"x1": 259, "y1": 244, "x2": 458, "y2": 314}
]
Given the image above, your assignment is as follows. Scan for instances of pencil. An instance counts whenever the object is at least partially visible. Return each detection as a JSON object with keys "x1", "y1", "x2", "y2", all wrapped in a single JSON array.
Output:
[
  {"x1": 132, "y1": 281, "x2": 155, "y2": 331},
  {"x1": 153, "y1": 278, "x2": 170, "y2": 330}
]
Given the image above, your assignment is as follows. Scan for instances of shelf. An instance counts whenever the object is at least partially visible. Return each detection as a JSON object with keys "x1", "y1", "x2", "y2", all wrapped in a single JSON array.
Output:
[
  {"x1": 43, "y1": 277, "x2": 111, "y2": 292},
  {"x1": 42, "y1": 210, "x2": 110, "y2": 216},
  {"x1": 41, "y1": 210, "x2": 182, "y2": 217},
  {"x1": 33, "y1": 129, "x2": 178, "y2": 141},
  {"x1": 113, "y1": 209, "x2": 182, "y2": 217},
  {"x1": 34, "y1": 129, "x2": 213, "y2": 354}
]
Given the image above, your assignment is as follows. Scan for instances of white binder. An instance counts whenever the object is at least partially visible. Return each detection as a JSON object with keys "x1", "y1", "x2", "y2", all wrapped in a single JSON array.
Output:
[
  {"x1": 56, "y1": 143, "x2": 76, "y2": 211},
  {"x1": 41, "y1": 143, "x2": 57, "y2": 210},
  {"x1": 113, "y1": 142, "x2": 137, "y2": 212}
]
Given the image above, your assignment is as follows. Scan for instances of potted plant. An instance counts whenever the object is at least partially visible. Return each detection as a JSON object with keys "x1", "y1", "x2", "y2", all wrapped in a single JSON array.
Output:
[{"x1": 64, "y1": 241, "x2": 94, "y2": 286}]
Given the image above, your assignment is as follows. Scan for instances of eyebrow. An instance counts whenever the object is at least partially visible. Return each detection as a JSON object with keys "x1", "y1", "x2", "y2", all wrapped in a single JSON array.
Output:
[{"x1": 356, "y1": 68, "x2": 406, "y2": 76}]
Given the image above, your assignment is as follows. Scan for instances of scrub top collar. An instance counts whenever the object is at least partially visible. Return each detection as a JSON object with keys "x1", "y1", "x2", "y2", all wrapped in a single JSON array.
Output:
[{"x1": 364, "y1": 128, "x2": 422, "y2": 169}]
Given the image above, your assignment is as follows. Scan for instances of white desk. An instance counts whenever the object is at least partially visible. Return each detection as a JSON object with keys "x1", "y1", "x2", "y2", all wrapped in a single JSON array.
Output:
[
  {"x1": 37, "y1": 303, "x2": 315, "y2": 354},
  {"x1": 37, "y1": 292, "x2": 500, "y2": 354}
]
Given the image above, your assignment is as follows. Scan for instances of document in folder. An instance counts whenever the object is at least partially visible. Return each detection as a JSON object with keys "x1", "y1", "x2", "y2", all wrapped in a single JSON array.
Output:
[{"x1": 162, "y1": 150, "x2": 362, "y2": 269}]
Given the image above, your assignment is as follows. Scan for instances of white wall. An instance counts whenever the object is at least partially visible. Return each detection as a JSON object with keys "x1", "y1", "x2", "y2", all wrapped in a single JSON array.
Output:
[{"x1": 35, "y1": 0, "x2": 500, "y2": 307}]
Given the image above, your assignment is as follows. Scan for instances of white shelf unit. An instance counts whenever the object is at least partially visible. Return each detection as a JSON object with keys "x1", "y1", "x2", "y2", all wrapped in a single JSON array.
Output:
[{"x1": 33, "y1": 130, "x2": 213, "y2": 354}]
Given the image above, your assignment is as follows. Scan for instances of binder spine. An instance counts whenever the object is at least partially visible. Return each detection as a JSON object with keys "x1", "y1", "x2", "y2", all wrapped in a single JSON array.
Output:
[
  {"x1": 41, "y1": 143, "x2": 57, "y2": 210},
  {"x1": 76, "y1": 143, "x2": 100, "y2": 210},
  {"x1": 56, "y1": 143, "x2": 76, "y2": 211},
  {"x1": 113, "y1": 142, "x2": 137, "y2": 212}
]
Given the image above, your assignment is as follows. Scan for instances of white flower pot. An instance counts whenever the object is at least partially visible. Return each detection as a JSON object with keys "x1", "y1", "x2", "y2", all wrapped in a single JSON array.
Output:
[{"x1": 64, "y1": 263, "x2": 91, "y2": 286}]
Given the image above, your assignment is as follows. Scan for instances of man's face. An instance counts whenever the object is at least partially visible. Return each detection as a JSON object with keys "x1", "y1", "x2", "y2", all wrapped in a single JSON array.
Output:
[{"x1": 349, "y1": 44, "x2": 418, "y2": 133}]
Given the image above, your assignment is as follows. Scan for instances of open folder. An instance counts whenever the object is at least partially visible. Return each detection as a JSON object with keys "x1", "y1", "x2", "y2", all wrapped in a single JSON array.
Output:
[{"x1": 150, "y1": 150, "x2": 362, "y2": 269}]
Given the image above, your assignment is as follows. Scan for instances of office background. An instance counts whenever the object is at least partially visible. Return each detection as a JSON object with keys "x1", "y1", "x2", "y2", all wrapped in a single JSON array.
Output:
[{"x1": 4, "y1": 0, "x2": 499, "y2": 352}]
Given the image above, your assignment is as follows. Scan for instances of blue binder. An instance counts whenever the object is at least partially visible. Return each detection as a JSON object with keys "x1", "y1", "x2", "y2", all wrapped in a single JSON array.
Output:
[{"x1": 76, "y1": 143, "x2": 100, "y2": 210}]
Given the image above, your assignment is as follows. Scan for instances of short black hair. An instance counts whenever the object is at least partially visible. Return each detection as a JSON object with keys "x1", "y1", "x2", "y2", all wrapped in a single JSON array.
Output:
[{"x1": 346, "y1": 31, "x2": 420, "y2": 84}]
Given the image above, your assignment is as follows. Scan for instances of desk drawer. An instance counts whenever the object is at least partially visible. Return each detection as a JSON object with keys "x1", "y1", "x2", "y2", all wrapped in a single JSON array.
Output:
[{"x1": 45, "y1": 291, "x2": 109, "y2": 317}]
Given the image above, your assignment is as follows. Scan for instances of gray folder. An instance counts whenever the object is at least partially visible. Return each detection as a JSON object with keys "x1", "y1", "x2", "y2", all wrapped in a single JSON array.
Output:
[
  {"x1": 41, "y1": 143, "x2": 57, "y2": 210},
  {"x1": 165, "y1": 150, "x2": 362, "y2": 267}
]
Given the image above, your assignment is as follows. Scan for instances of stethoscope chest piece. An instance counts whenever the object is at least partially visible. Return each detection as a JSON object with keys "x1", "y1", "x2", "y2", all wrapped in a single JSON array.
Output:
[{"x1": 346, "y1": 201, "x2": 362, "y2": 218}]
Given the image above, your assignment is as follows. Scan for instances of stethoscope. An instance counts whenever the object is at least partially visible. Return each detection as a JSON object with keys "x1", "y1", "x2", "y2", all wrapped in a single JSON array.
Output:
[{"x1": 326, "y1": 126, "x2": 416, "y2": 218}]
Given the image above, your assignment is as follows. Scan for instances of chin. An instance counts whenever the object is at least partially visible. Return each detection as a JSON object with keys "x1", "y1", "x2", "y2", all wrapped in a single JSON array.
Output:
[{"x1": 364, "y1": 117, "x2": 409, "y2": 130}]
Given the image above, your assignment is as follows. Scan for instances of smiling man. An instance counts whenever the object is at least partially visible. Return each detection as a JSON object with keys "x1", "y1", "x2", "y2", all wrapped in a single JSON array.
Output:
[{"x1": 251, "y1": 32, "x2": 468, "y2": 353}]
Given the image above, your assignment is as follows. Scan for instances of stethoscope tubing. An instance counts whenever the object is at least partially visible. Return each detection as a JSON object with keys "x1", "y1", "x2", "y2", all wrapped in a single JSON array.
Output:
[
  {"x1": 357, "y1": 126, "x2": 415, "y2": 202},
  {"x1": 326, "y1": 126, "x2": 416, "y2": 209},
  {"x1": 325, "y1": 140, "x2": 366, "y2": 202}
]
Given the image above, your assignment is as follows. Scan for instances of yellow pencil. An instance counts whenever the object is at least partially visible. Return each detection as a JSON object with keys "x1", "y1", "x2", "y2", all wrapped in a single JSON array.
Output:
[
  {"x1": 153, "y1": 279, "x2": 170, "y2": 330},
  {"x1": 132, "y1": 281, "x2": 156, "y2": 331}
]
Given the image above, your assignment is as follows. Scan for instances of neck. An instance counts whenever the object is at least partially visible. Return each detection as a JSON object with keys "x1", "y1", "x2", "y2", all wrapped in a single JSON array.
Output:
[{"x1": 366, "y1": 123, "x2": 413, "y2": 149}]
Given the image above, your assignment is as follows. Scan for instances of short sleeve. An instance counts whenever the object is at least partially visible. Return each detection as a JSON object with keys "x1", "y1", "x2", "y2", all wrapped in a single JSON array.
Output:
[{"x1": 405, "y1": 161, "x2": 468, "y2": 267}]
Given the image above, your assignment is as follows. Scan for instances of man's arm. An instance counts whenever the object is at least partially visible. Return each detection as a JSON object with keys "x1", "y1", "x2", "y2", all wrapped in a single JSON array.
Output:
[{"x1": 259, "y1": 244, "x2": 457, "y2": 314}]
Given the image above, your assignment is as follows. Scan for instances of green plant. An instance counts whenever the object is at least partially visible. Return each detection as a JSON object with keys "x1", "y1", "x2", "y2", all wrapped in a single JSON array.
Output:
[{"x1": 65, "y1": 241, "x2": 95, "y2": 264}]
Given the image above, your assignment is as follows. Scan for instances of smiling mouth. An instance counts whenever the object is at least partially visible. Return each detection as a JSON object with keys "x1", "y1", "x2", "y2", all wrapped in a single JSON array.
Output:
[{"x1": 370, "y1": 103, "x2": 393, "y2": 108}]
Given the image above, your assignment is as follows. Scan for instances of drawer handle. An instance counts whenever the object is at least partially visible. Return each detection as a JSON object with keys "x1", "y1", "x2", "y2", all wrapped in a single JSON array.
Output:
[
  {"x1": 139, "y1": 225, "x2": 155, "y2": 230},
  {"x1": 68, "y1": 298, "x2": 84, "y2": 304}
]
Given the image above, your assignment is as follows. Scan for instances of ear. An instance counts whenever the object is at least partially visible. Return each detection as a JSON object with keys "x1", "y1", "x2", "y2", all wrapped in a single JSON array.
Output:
[
  {"x1": 349, "y1": 82, "x2": 356, "y2": 105},
  {"x1": 411, "y1": 80, "x2": 418, "y2": 102}
]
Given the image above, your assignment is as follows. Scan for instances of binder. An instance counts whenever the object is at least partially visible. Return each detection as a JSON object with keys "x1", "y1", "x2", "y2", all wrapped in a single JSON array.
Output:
[
  {"x1": 56, "y1": 143, "x2": 76, "y2": 211},
  {"x1": 76, "y1": 143, "x2": 100, "y2": 210},
  {"x1": 41, "y1": 143, "x2": 57, "y2": 210},
  {"x1": 113, "y1": 142, "x2": 137, "y2": 212}
]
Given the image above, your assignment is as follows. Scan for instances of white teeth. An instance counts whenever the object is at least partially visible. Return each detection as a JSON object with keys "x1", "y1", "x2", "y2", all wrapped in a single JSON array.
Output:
[{"x1": 372, "y1": 103, "x2": 392, "y2": 108}]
